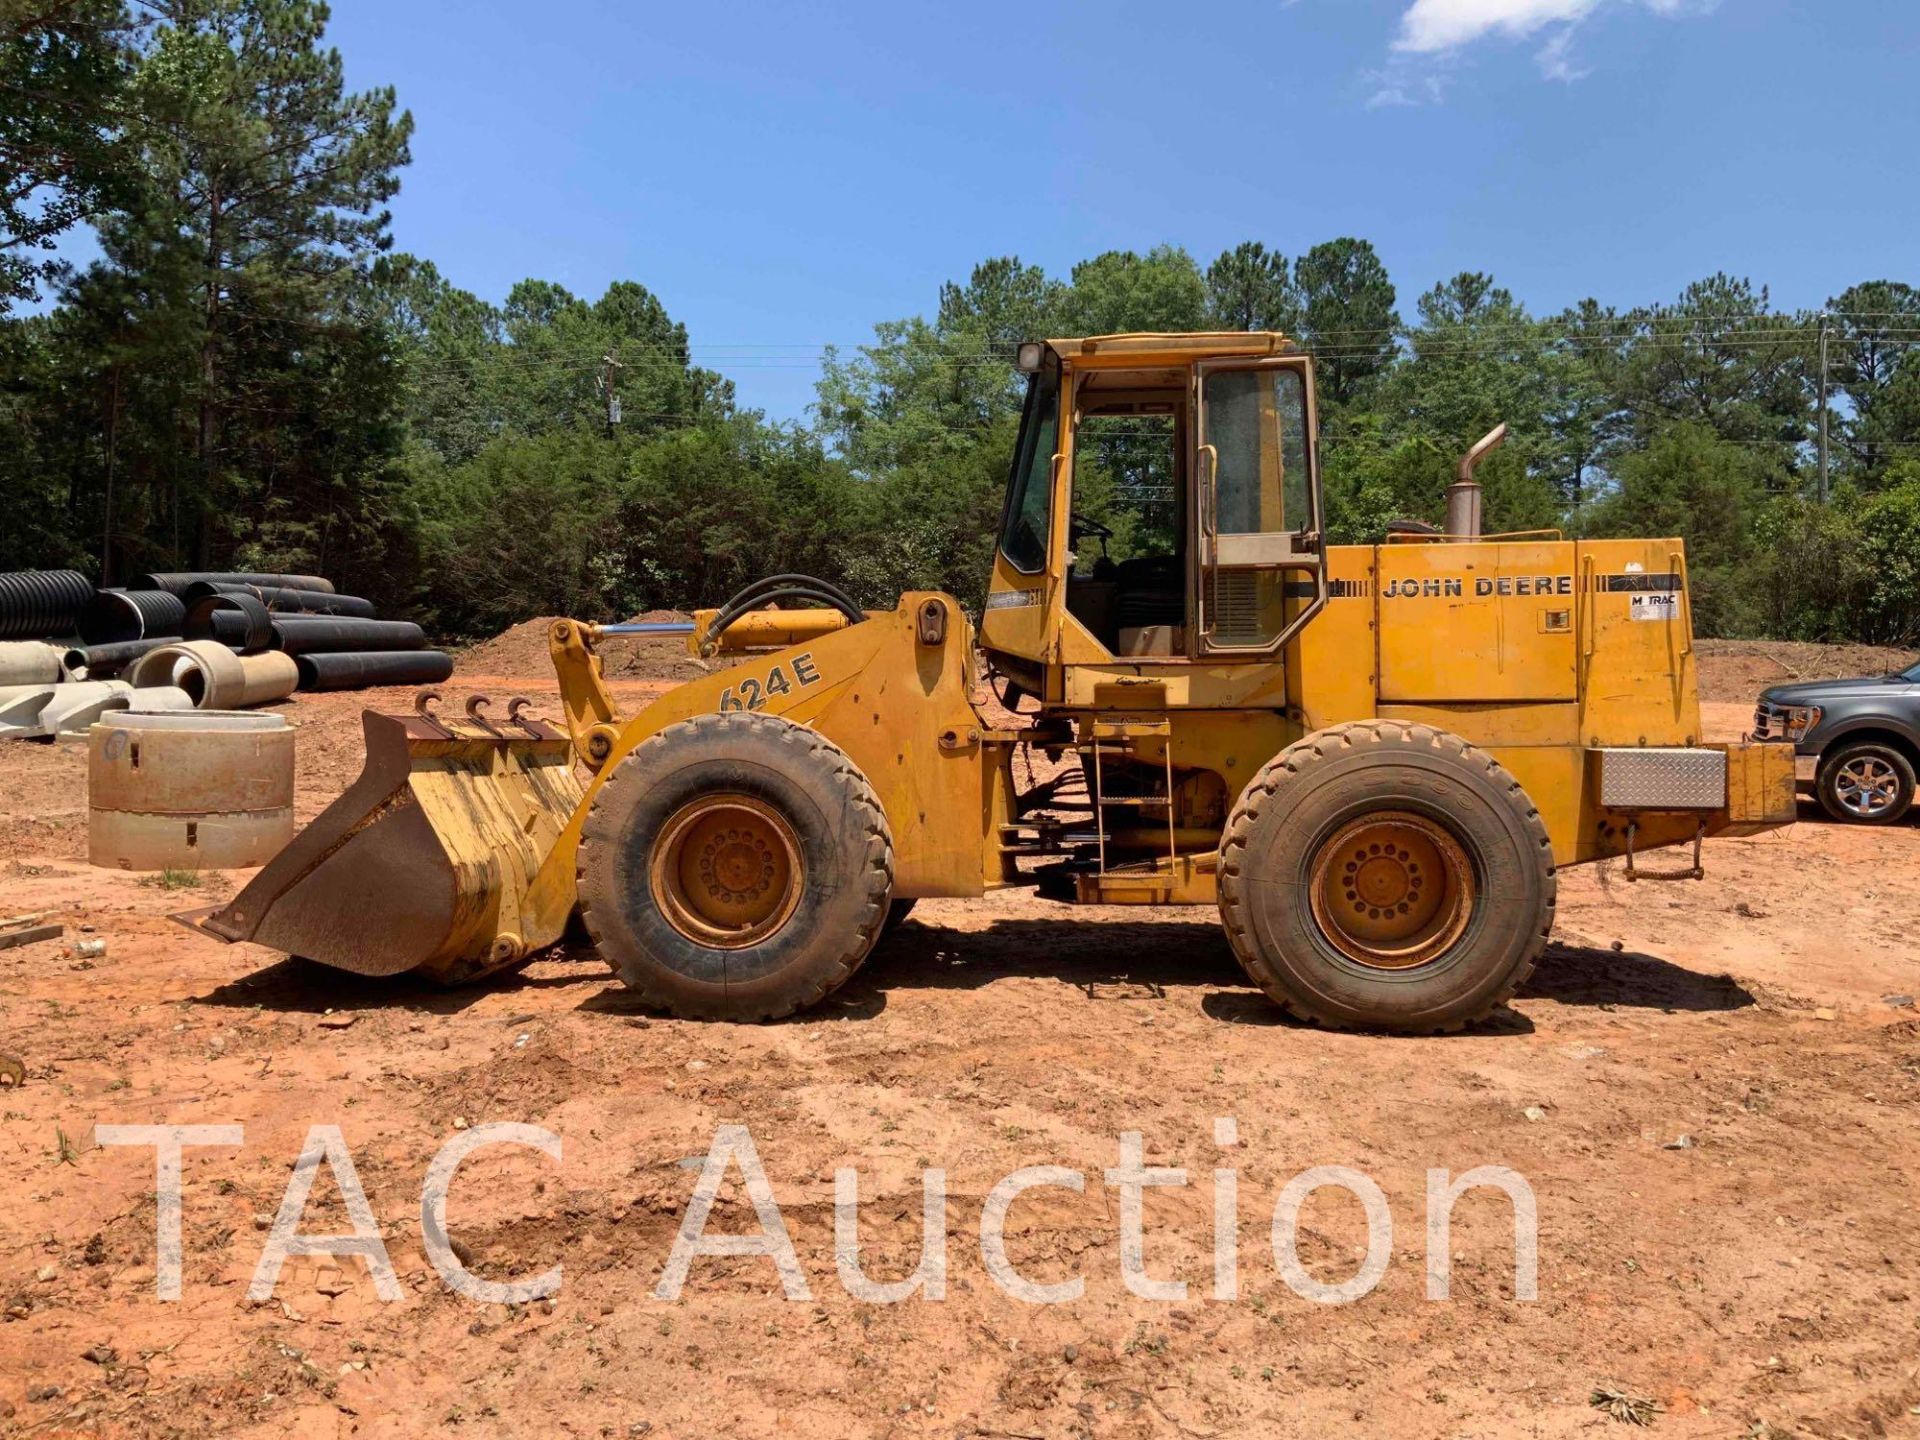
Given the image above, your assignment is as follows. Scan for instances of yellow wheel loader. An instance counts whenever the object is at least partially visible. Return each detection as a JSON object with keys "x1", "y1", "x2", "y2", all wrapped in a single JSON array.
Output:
[{"x1": 183, "y1": 333, "x2": 1796, "y2": 1032}]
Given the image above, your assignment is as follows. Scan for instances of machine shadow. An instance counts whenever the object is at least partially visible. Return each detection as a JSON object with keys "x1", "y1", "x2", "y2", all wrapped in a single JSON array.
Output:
[
  {"x1": 1521, "y1": 940, "x2": 1755, "y2": 1013},
  {"x1": 195, "y1": 945, "x2": 606, "y2": 1017},
  {"x1": 198, "y1": 925, "x2": 1753, "y2": 1030},
  {"x1": 853, "y1": 923, "x2": 1753, "y2": 1032}
]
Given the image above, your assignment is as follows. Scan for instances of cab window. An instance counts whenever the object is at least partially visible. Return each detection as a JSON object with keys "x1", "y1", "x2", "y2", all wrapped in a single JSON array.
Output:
[
  {"x1": 998, "y1": 360, "x2": 1060, "y2": 574},
  {"x1": 1207, "y1": 366, "x2": 1309, "y2": 538}
]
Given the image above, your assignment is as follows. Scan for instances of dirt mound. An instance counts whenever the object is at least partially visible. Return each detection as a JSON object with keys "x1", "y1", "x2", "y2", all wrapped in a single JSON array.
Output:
[
  {"x1": 1696, "y1": 637, "x2": 1913, "y2": 705},
  {"x1": 458, "y1": 610, "x2": 709, "y2": 684}
]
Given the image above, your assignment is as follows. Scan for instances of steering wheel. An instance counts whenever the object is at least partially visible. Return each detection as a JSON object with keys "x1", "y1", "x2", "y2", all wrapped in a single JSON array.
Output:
[{"x1": 1069, "y1": 512, "x2": 1113, "y2": 552}]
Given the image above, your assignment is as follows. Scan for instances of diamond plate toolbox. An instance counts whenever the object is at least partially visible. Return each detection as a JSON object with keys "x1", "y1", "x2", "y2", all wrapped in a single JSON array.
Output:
[{"x1": 1595, "y1": 747, "x2": 1728, "y2": 810}]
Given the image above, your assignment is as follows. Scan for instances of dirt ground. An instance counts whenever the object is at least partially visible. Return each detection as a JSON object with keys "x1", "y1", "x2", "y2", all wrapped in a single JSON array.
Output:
[
  {"x1": 1692, "y1": 638, "x2": 1914, "y2": 705},
  {"x1": 1, "y1": 636, "x2": 1917, "y2": 1439}
]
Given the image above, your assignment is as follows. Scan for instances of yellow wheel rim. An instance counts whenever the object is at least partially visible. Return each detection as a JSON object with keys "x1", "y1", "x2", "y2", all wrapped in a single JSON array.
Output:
[
  {"x1": 650, "y1": 794, "x2": 804, "y2": 949},
  {"x1": 1307, "y1": 811, "x2": 1475, "y2": 971}
]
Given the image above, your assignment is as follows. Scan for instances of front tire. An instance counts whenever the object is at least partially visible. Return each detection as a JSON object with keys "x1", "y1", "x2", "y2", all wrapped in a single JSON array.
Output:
[
  {"x1": 1218, "y1": 721, "x2": 1555, "y2": 1033},
  {"x1": 577, "y1": 712, "x2": 893, "y2": 1020},
  {"x1": 1816, "y1": 740, "x2": 1916, "y2": 825}
]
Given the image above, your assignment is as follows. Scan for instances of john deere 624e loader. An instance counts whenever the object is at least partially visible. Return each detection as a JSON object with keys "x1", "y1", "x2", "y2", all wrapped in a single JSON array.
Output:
[{"x1": 186, "y1": 333, "x2": 1795, "y2": 1032}]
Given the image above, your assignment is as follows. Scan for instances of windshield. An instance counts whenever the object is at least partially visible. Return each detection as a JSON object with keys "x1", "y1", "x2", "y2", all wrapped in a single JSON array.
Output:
[
  {"x1": 998, "y1": 359, "x2": 1061, "y2": 574},
  {"x1": 1901, "y1": 658, "x2": 1920, "y2": 681}
]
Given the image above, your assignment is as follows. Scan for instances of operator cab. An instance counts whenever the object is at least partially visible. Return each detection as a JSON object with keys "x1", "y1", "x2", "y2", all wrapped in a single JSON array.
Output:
[{"x1": 983, "y1": 333, "x2": 1326, "y2": 690}]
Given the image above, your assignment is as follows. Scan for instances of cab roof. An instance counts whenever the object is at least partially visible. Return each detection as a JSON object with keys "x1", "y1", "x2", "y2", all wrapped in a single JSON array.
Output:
[{"x1": 1042, "y1": 332, "x2": 1298, "y2": 368}]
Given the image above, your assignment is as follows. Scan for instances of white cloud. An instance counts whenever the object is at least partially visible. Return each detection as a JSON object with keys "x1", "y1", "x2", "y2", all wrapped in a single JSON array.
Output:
[
  {"x1": 1534, "y1": 28, "x2": 1591, "y2": 82},
  {"x1": 1394, "y1": 0, "x2": 1602, "y2": 55},
  {"x1": 1371, "y1": 0, "x2": 1722, "y2": 101}
]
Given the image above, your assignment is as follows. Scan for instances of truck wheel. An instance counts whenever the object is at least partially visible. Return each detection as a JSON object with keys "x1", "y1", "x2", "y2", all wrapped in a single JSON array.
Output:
[
  {"x1": 1218, "y1": 721, "x2": 1555, "y2": 1033},
  {"x1": 1815, "y1": 740, "x2": 1916, "y2": 825},
  {"x1": 577, "y1": 712, "x2": 893, "y2": 1020}
]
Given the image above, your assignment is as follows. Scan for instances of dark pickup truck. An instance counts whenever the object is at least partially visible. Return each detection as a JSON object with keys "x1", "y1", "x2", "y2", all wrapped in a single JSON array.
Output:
[{"x1": 1753, "y1": 657, "x2": 1920, "y2": 824}]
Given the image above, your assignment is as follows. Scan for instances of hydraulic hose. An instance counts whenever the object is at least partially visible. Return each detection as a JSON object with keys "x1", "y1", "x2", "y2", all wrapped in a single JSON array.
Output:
[
  {"x1": 720, "y1": 572, "x2": 863, "y2": 619},
  {"x1": 702, "y1": 574, "x2": 866, "y2": 657}
]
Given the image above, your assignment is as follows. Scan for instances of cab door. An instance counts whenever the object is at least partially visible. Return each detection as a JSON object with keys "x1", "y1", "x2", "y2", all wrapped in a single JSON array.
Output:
[{"x1": 1191, "y1": 358, "x2": 1327, "y2": 656}]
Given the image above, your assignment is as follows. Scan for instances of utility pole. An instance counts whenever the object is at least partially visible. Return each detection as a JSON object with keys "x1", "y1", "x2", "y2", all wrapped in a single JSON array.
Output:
[
  {"x1": 100, "y1": 364, "x2": 121, "y2": 585},
  {"x1": 598, "y1": 348, "x2": 624, "y2": 436},
  {"x1": 1816, "y1": 309, "x2": 1831, "y2": 504}
]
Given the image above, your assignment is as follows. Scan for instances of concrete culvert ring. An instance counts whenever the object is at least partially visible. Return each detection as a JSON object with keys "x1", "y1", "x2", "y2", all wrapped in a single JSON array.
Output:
[{"x1": 126, "y1": 641, "x2": 296, "y2": 710}]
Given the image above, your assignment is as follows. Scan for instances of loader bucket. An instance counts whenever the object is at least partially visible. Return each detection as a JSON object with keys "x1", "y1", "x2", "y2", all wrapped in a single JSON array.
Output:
[{"x1": 178, "y1": 706, "x2": 584, "y2": 984}]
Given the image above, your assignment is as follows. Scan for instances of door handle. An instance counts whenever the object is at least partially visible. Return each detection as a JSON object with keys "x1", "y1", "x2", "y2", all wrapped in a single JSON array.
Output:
[{"x1": 1198, "y1": 444, "x2": 1218, "y2": 538}]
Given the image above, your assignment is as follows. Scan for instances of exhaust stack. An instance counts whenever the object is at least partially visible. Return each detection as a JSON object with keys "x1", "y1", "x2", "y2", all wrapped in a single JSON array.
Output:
[{"x1": 1446, "y1": 423, "x2": 1507, "y2": 538}]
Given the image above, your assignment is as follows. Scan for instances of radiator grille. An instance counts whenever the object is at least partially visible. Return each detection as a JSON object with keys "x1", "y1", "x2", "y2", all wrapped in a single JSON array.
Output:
[{"x1": 1209, "y1": 570, "x2": 1263, "y2": 645}]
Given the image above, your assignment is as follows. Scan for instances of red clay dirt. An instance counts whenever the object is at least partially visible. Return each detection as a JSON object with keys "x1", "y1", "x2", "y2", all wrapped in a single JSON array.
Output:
[{"x1": 0, "y1": 639, "x2": 1916, "y2": 1439}]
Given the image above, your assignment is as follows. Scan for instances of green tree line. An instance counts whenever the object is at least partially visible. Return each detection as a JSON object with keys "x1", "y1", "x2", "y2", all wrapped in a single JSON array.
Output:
[{"x1": 5, "y1": 2, "x2": 1920, "y2": 644}]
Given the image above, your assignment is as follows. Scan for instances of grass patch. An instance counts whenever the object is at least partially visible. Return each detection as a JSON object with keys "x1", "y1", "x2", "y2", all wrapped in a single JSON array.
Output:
[{"x1": 138, "y1": 868, "x2": 204, "y2": 891}]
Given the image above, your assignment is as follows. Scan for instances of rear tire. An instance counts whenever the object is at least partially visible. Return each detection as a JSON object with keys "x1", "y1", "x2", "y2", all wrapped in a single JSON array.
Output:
[
  {"x1": 1815, "y1": 740, "x2": 1915, "y2": 825},
  {"x1": 1218, "y1": 721, "x2": 1555, "y2": 1033},
  {"x1": 577, "y1": 712, "x2": 893, "y2": 1020}
]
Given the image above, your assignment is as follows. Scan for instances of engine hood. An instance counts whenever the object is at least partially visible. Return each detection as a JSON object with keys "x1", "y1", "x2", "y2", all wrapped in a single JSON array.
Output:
[{"x1": 1761, "y1": 676, "x2": 1914, "y2": 705}]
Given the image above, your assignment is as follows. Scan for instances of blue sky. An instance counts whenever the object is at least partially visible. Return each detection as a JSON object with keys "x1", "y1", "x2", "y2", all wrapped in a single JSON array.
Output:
[{"x1": 324, "y1": 0, "x2": 1920, "y2": 420}]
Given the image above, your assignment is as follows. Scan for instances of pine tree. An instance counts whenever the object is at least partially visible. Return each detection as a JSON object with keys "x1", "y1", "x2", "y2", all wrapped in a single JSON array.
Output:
[{"x1": 99, "y1": 0, "x2": 412, "y2": 562}]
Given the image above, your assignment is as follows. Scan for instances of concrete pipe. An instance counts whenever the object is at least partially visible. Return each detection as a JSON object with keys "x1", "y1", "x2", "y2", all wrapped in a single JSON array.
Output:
[
  {"x1": 230, "y1": 651, "x2": 299, "y2": 708},
  {"x1": 0, "y1": 684, "x2": 58, "y2": 739},
  {"x1": 0, "y1": 641, "x2": 66, "y2": 686},
  {"x1": 38, "y1": 680, "x2": 133, "y2": 739},
  {"x1": 88, "y1": 711, "x2": 296, "y2": 871},
  {"x1": 126, "y1": 686, "x2": 197, "y2": 714},
  {"x1": 127, "y1": 641, "x2": 297, "y2": 710}
]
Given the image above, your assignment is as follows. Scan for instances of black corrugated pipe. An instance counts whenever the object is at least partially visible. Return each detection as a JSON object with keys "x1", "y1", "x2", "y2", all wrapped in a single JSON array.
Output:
[
  {"x1": 294, "y1": 650, "x2": 453, "y2": 691},
  {"x1": 181, "y1": 581, "x2": 375, "y2": 618},
  {"x1": 269, "y1": 616, "x2": 426, "y2": 655},
  {"x1": 77, "y1": 588, "x2": 188, "y2": 644},
  {"x1": 0, "y1": 569, "x2": 94, "y2": 640},
  {"x1": 182, "y1": 592, "x2": 274, "y2": 651},
  {"x1": 63, "y1": 635, "x2": 186, "y2": 678},
  {"x1": 133, "y1": 571, "x2": 336, "y2": 596}
]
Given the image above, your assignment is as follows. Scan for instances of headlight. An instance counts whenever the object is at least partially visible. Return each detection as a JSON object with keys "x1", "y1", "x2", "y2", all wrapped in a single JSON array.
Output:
[{"x1": 1783, "y1": 705, "x2": 1822, "y2": 741}]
